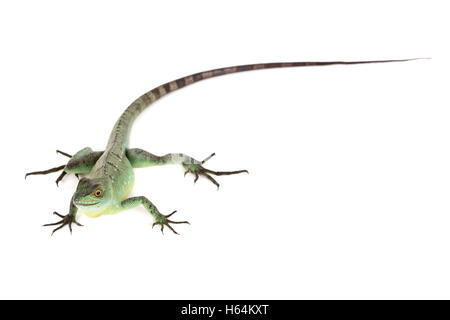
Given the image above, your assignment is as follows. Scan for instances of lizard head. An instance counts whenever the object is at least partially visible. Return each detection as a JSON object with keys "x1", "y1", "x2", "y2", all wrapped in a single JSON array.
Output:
[{"x1": 73, "y1": 177, "x2": 112, "y2": 214}]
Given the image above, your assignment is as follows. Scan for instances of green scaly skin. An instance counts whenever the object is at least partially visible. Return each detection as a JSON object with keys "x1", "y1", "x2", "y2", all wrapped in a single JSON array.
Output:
[{"x1": 25, "y1": 58, "x2": 421, "y2": 235}]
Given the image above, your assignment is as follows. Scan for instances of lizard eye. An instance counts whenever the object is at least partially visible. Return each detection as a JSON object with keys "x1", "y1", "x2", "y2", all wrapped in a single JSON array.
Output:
[{"x1": 94, "y1": 189, "x2": 102, "y2": 197}]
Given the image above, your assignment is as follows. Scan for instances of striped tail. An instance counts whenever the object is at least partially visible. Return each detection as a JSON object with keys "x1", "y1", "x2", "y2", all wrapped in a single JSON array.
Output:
[
  {"x1": 129, "y1": 58, "x2": 423, "y2": 116},
  {"x1": 111, "y1": 58, "x2": 424, "y2": 149}
]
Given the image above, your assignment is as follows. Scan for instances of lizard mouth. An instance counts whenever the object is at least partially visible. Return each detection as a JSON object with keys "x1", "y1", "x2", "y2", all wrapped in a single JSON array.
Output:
[{"x1": 75, "y1": 201, "x2": 100, "y2": 207}]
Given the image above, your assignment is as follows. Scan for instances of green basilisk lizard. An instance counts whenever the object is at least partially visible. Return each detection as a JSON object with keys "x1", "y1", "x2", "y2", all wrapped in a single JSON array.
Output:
[{"x1": 25, "y1": 59, "x2": 420, "y2": 235}]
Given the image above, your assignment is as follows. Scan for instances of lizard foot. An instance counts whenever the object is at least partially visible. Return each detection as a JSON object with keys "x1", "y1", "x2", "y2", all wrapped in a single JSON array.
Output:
[
  {"x1": 182, "y1": 153, "x2": 248, "y2": 189},
  {"x1": 25, "y1": 150, "x2": 80, "y2": 186},
  {"x1": 25, "y1": 164, "x2": 66, "y2": 185},
  {"x1": 152, "y1": 210, "x2": 189, "y2": 235},
  {"x1": 43, "y1": 211, "x2": 83, "y2": 235}
]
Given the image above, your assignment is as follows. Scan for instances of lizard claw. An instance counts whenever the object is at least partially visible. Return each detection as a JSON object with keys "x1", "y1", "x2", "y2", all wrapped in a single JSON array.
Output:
[{"x1": 152, "y1": 210, "x2": 189, "y2": 235}]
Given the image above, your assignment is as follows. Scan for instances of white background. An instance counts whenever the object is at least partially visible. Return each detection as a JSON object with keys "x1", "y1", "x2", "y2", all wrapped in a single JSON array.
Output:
[{"x1": 0, "y1": 0, "x2": 448, "y2": 299}]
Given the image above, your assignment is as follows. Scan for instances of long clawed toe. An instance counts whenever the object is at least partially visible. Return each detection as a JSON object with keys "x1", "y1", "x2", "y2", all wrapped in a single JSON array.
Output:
[
  {"x1": 152, "y1": 210, "x2": 190, "y2": 235},
  {"x1": 55, "y1": 171, "x2": 67, "y2": 186},
  {"x1": 201, "y1": 152, "x2": 216, "y2": 164},
  {"x1": 202, "y1": 172, "x2": 220, "y2": 189},
  {"x1": 56, "y1": 150, "x2": 72, "y2": 158}
]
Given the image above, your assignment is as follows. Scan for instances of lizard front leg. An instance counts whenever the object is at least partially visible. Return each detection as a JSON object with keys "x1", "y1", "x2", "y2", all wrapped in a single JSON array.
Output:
[
  {"x1": 43, "y1": 195, "x2": 83, "y2": 235},
  {"x1": 120, "y1": 196, "x2": 189, "y2": 234},
  {"x1": 126, "y1": 148, "x2": 248, "y2": 188},
  {"x1": 25, "y1": 147, "x2": 103, "y2": 186}
]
